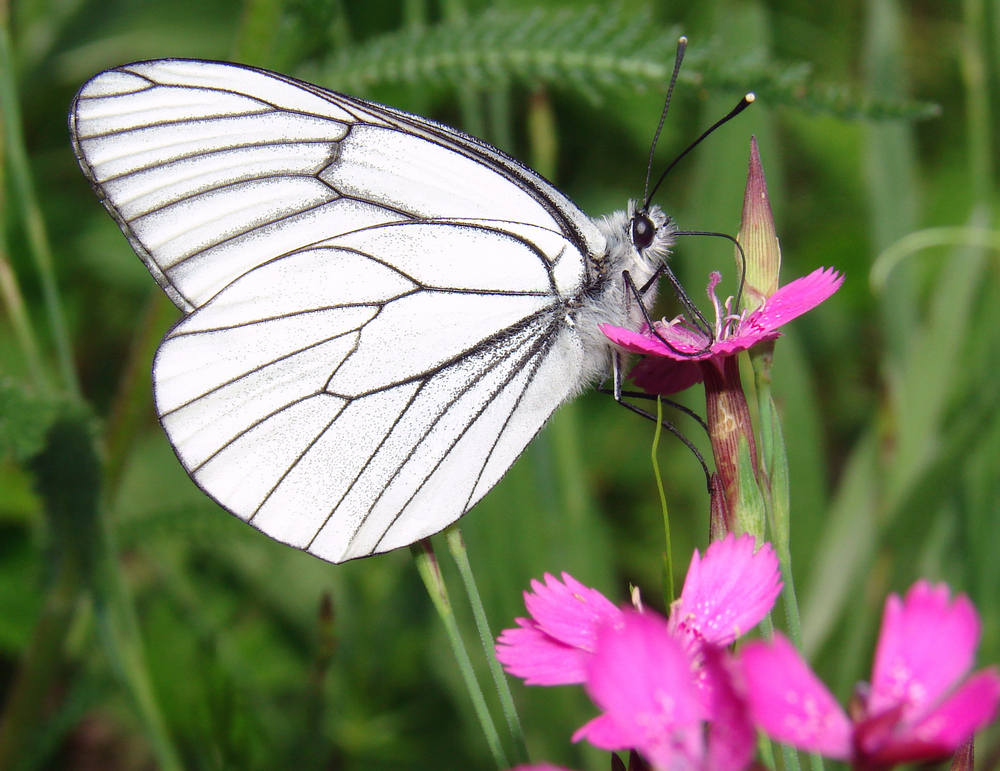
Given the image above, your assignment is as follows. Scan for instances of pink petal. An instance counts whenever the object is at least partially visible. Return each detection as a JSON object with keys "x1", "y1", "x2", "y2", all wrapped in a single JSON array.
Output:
[
  {"x1": 524, "y1": 573, "x2": 624, "y2": 651},
  {"x1": 629, "y1": 356, "x2": 704, "y2": 395},
  {"x1": 495, "y1": 573, "x2": 623, "y2": 686},
  {"x1": 495, "y1": 618, "x2": 592, "y2": 685},
  {"x1": 572, "y1": 713, "x2": 631, "y2": 751},
  {"x1": 601, "y1": 323, "x2": 708, "y2": 357},
  {"x1": 601, "y1": 321, "x2": 716, "y2": 359},
  {"x1": 869, "y1": 581, "x2": 980, "y2": 720},
  {"x1": 512, "y1": 765, "x2": 576, "y2": 771},
  {"x1": 740, "y1": 267, "x2": 843, "y2": 337},
  {"x1": 863, "y1": 668, "x2": 1000, "y2": 767},
  {"x1": 600, "y1": 324, "x2": 664, "y2": 355},
  {"x1": 602, "y1": 267, "x2": 843, "y2": 366},
  {"x1": 672, "y1": 534, "x2": 782, "y2": 648},
  {"x1": 739, "y1": 634, "x2": 852, "y2": 759},
  {"x1": 579, "y1": 610, "x2": 706, "y2": 769},
  {"x1": 700, "y1": 646, "x2": 756, "y2": 771},
  {"x1": 698, "y1": 331, "x2": 782, "y2": 357}
]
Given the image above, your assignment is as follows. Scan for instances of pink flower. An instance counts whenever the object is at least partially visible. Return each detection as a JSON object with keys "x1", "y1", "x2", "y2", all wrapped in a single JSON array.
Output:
[
  {"x1": 495, "y1": 572, "x2": 623, "y2": 685},
  {"x1": 739, "y1": 581, "x2": 1000, "y2": 769},
  {"x1": 574, "y1": 611, "x2": 755, "y2": 771},
  {"x1": 670, "y1": 533, "x2": 783, "y2": 652},
  {"x1": 511, "y1": 766, "x2": 574, "y2": 771},
  {"x1": 496, "y1": 536, "x2": 782, "y2": 770},
  {"x1": 601, "y1": 267, "x2": 843, "y2": 395},
  {"x1": 496, "y1": 535, "x2": 781, "y2": 686}
]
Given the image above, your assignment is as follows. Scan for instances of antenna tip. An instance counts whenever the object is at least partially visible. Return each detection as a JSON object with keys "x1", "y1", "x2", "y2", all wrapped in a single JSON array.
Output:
[
  {"x1": 745, "y1": 93, "x2": 756, "y2": 103},
  {"x1": 678, "y1": 35, "x2": 688, "y2": 44}
]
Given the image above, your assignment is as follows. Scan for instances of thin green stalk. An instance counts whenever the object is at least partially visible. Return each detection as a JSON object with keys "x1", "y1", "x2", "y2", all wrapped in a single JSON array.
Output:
[
  {"x1": 445, "y1": 528, "x2": 528, "y2": 766},
  {"x1": 756, "y1": 727, "x2": 777, "y2": 771},
  {"x1": 232, "y1": 0, "x2": 285, "y2": 65},
  {"x1": 652, "y1": 396, "x2": 674, "y2": 603},
  {"x1": 0, "y1": 20, "x2": 78, "y2": 397},
  {"x1": 752, "y1": 355, "x2": 798, "y2": 639},
  {"x1": 526, "y1": 90, "x2": 557, "y2": 178},
  {"x1": 0, "y1": 249, "x2": 49, "y2": 392},
  {"x1": 92, "y1": 511, "x2": 184, "y2": 771},
  {"x1": 776, "y1": 547, "x2": 805, "y2": 651},
  {"x1": 759, "y1": 614, "x2": 801, "y2": 771},
  {"x1": 328, "y1": 0, "x2": 353, "y2": 52},
  {"x1": 439, "y1": 0, "x2": 485, "y2": 140},
  {"x1": 961, "y1": 0, "x2": 992, "y2": 203},
  {"x1": 412, "y1": 540, "x2": 508, "y2": 769},
  {"x1": 870, "y1": 226, "x2": 1000, "y2": 293},
  {"x1": 486, "y1": 87, "x2": 515, "y2": 156},
  {"x1": 0, "y1": 60, "x2": 49, "y2": 392}
]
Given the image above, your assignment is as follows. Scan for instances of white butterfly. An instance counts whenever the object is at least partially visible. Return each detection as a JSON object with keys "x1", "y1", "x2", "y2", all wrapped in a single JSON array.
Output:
[{"x1": 69, "y1": 59, "x2": 675, "y2": 563}]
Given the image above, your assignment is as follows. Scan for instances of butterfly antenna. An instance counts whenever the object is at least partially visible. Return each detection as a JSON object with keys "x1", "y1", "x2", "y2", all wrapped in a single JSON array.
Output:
[
  {"x1": 644, "y1": 93, "x2": 756, "y2": 210},
  {"x1": 642, "y1": 36, "x2": 688, "y2": 205}
]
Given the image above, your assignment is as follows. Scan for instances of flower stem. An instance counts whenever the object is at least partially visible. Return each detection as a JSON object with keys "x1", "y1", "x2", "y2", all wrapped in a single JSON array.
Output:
[
  {"x1": 445, "y1": 528, "x2": 528, "y2": 765},
  {"x1": 751, "y1": 347, "x2": 823, "y2": 771},
  {"x1": 92, "y1": 515, "x2": 184, "y2": 771},
  {"x1": 751, "y1": 346, "x2": 808, "y2": 650},
  {"x1": 701, "y1": 356, "x2": 759, "y2": 535},
  {"x1": 412, "y1": 539, "x2": 509, "y2": 769},
  {"x1": 652, "y1": 396, "x2": 675, "y2": 603}
]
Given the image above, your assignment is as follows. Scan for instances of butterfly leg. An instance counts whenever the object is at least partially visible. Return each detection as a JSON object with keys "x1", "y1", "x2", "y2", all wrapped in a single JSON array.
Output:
[
  {"x1": 602, "y1": 353, "x2": 712, "y2": 489},
  {"x1": 622, "y1": 269, "x2": 715, "y2": 356}
]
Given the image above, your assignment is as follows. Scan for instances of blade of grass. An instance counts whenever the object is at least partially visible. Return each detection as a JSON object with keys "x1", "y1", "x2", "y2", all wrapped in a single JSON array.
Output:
[
  {"x1": 412, "y1": 540, "x2": 509, "y2": 770},
  {"x1": 445, "y1": 528, "x2": 528, "y2": 766},
  {"x1": 0, "y1": 19, "x2": 78, "y2": 397}
]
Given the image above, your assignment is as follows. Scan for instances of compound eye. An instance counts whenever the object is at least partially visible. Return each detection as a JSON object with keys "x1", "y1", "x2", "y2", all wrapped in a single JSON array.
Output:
[{"x1": 631, "y1": 213, "x2": 656, "y2": 251}]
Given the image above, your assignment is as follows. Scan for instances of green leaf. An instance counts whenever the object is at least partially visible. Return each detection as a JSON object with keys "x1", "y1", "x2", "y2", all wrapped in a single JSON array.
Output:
[
  {"x1": 0, "y1": 379, "x2": 59, "y2": 463},
  {"x1": 313, "y1": 5, "x2": 936, "y2": 120}
]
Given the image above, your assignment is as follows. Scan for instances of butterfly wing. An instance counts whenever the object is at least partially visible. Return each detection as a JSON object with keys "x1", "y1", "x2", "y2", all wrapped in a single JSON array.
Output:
[
  {"x1": 70, "y1": 59, "x2": 606, "y2": 562},
  {"x1": 70, "y1": 58, "x2": 604, "y2": 310}
]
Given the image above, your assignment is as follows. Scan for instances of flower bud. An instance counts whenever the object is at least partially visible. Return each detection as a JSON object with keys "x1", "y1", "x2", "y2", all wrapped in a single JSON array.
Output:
[{"x1": 737, "y1": 136, "x2": 781, "y2": 311}]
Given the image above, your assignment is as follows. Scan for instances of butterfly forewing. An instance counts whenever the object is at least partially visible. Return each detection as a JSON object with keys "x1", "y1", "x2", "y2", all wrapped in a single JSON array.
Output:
[
  {"x1": 71, "y1": 58, "x2": 610, "y2": 562},
  {"x1": 71, "y1": 59, "x2": 601, "y2": 308}
]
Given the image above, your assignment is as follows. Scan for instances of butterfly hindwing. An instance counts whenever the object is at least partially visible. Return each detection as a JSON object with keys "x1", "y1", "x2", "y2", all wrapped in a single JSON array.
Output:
[{"x1": 152, "y1": 222, "x2": 588, "y2": 562}]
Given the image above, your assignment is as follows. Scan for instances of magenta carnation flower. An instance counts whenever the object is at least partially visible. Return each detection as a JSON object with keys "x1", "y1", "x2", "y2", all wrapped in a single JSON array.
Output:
[
  {"x1": 739, "y1": 580, "x2": 1000, "y2": 769},
  {"x1": 601, "y1": 267, "x2": 843, "y2": 395},
  {"x1": 496, "y1": 535, "x2": 780, "y2": 687},
  {"x1": 496, "y1": 536, "x2": 782, "y2": 770}
]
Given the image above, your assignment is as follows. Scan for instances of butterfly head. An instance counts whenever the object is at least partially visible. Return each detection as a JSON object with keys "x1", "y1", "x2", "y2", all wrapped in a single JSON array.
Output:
[
  {"x1": 594, "y1": 201, "x2": 676, "y2": 282},
  {"x1": 628, "y1": 203, "x2": 676, "y2": 270}
]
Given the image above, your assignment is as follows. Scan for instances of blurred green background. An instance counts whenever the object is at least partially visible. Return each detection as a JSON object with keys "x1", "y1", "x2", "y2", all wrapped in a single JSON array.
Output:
[{"x1": 1, "y1": 0, "x2": 999, "y2": 768}]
